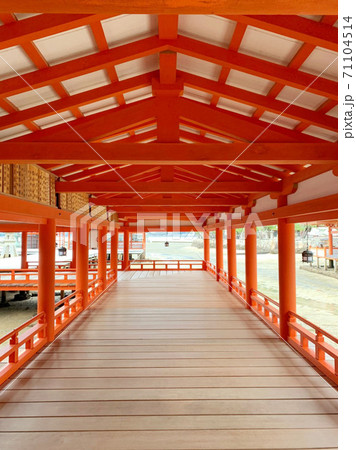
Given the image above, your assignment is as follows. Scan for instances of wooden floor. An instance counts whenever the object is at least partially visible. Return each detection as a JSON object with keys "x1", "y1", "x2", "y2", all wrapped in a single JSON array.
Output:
[{"x1": 0, "y1": 271, "x2": 338, "y2": 449}]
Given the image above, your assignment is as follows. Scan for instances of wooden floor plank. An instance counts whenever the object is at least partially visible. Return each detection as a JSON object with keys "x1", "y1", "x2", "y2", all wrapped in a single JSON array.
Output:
[
  {"x1": 24, "y1": 357, "x2": 312, "y2": 369},
  {"x1": 0, "y1": 271, "x2": 337, "y2": 449},
  {"x1": 0, "y1": 429, "x2": 338, "y2": 449},
  {"x1": 0, "y1": 387, "x2": 337, "y2": 403},
  {"x1": 6, "y1": 375, "x2": 333, "y2": 390},
  {"x1": 0, "y1": 414, "x2": 338, "y2": 432}
]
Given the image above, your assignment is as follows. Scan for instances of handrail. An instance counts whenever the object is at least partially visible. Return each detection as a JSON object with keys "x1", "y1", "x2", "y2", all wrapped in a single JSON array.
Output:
[
  {"x1": 0, "y1": 269, "x2": 97, "y2": 287},
  {"x1": 54, "y1": 291, "x2": 83, "y2": 335},
  {"x1": 206, "y1": 261, "x2": 216, "y2": 276},
  {"x1": 250, "y1": 289, "x2": 280, "y2": 333},
  {"x1": 287, "y1": 311, "x2": 338, "y2": 385},
  {"x1": 0, "y1": 267, "x2": 117, "y2": 387},
  {"x1": 0, "y1": 312, "x2": 47, "y2": 385},
  {"x1": 231, "y1": 276, "x2": 246, "y2": 304},
  {"x1": 128, "y1": 260, "x2": 204, "y2": 270},
  {"x1": 218, "y1": 268, "x2": 228, "y2": 286}
]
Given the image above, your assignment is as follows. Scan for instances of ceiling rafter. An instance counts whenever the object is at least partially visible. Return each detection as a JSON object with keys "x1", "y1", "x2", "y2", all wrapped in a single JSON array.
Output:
[
  {"x1": 223, "y1": 15, "x2": 338, "y2": 51},
  {"x1": 169, "y1": 36, "x2": 337, "y2": 100},
  {"x1": 178, "y1": 97, "x2": 321, "y2": 143},
  {"x1": 180, "y1": 72, "x2": 337, "y2": 132},
  {"x1": 14, "y1": 97, "x2": 156, "y2": 142},
  {"x1": 55, "y1": 180, "x2": 283, "y2": 193},
  {"x1": 0, "y1": 142, "x2": 337, "y2": 165},
  {"x1": 0, "y1": 1, "x2": 338, "y2": 15},
  {"x1": 0, "y1": 36, "x2": 166, "y2": 99}
]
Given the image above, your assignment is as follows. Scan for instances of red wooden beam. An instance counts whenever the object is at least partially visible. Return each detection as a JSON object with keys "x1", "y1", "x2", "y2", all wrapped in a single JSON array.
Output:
[
  {"x1": 0, "y1": 142, "x2": 337, "y2": 165},
  {"x1": 112, "y1": 206, "x2": 232, "y2": 213},
  {"x1": 92, "y1": 197, "x2": 248, "y2": 206},
  {"x1": 178, "y1": 98, "x2": 321, "y2": 143},
  {"x1": 0, "y1": 14, "x2": 112, "y2": 50},
  {"x1": 0, "y1": 36, "x2": 166, "y2": 98},
  {"x1": 170, "y1": 36, "x2": 337, "y2": 100},
  {"x1": 0, "y1": 1, "x2": 338, "y2": 14},
  {"x1": 0, "y1": 72, "x2": 156, "y2": 132},
  {"x1": 223, "y1": 15, "x2": 338, "y2": 51},
  {"x1": 56, "y1": 180, "x2": 282, "y2": 193},
  {"x1": 16, "y1": 98, "x2": 156, "y2": 142},
  {"x1": 180, "y1": 72, "x2": 337, "y2": 132}
]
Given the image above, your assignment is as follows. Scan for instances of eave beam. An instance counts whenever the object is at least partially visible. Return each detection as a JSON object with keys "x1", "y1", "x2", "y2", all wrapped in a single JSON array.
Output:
[{"x1": 0, "y1": 142, "x2": 337, "y2": 165}]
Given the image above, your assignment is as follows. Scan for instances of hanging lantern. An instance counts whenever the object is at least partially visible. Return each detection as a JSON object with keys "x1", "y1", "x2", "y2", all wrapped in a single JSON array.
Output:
[
  {"x1": 164, "y1": 241, "x2": 169, "y2": 247},
  {"x1": 302, "y1": 249, "x2": 313, "y2": 263},
  {"x1": 302, "y1": 224, "x2": 313, "y2": 263}
]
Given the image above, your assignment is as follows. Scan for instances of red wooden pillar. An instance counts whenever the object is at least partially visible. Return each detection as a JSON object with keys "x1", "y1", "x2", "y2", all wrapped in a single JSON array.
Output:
[
  {"x1": 203, "y1": 231, "x2": 210, "y2": 270},
  {"x1": 278, "y1": 197, "x2": 296, "y2": 340},
  {"x1": 110, "y1": 227, "x2": 119, "y2": 279},
  {"x1": 98, "y1": 226, "x2": 107, "y2": 289},
  {"x1": 76, "y1": 222, "x2": 89, "y2": 308},
  {"x1": 21, "y1": 231, "x2": 28, "y2": 269},
  {"x1": 227, "y1": 227, "x2": 237, "y2": 292},
  {"x1": 123, "y1": 229, "x2": 130, "y2": 271},
  {"x1": 245, "y1": 214, "x2": 257, "y2": 307},
  {"x1": 328, "y1": 226, "x2": 333, "y2": 255},
  {"x1": 71, "y1": 230, "x2": 77, "y2": 269},
  {"x1": 215, "y1": 227, "x2": 223, "y2": 281},
  {"x1": 38, "y1": 219, "x2": 56, "y2": 342},
  {"x1": 142, "y1": 232, "x2": 146, "y2": 258}
]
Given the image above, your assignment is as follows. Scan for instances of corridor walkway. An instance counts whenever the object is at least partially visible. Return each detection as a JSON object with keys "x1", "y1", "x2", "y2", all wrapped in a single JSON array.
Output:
[{"x1": 0, "y1": 271, "x2": 337, "y2": 449}]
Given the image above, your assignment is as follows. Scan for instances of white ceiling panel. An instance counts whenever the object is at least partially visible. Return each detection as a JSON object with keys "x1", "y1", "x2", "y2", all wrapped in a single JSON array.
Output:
[
  {"x1": 299, "y1": 47, "x2": 338, "y2": 81},
  {"x1": 178, "y1": 15, "x2": 236, "y2": 48},
  {"x1": 79, "y1": 97, "x2": 118, "y2": 116},
  {"x1": 217, "y1": 97, "x2": 256, "y2": 116},
  {"x1": 135, "y1": 125, "x2": 156, "y2": 135},
  {"x1": 259, "y1": 111, "x2": 300, "y2": 129},
  {"x1": 226, "y1": 69, "x2": 274, "y2": 95},
  {"x1": 0, "y1": 108, "x2": 9, "y2": 117},
  {"x1": 7, "y1": 86, "x2": 59, "y2": 110},
  {"x1": 326, "y1": 105, "x2": 338, "y2": 118},
  {"x1": 102, "y1": 14, "x2": 158, "y2": 48},
  {"x1": 34, "y1": 110, "x2": 75, "y2": 129},
  {"x1": 177, "y1": 53, "x2": 221, "y2": 81},
  {"x1": 115, "y1": 54, "x2": 159, "y2": 80},
  {"x1": 179, "y1": 124, "x2": 200, "y2": 135},
  {"x1": 298, "y1": 15, "x2": 323, "y2": 22},
  {"x1": 183, "y1": 86, "x2": 212, "y2": 104},
  {"x1": 102, "y1": 133, "x2": 130, "y2": 143},
  {"x1": 239, "y1": 25, "x2": 303, "y2": 66},
  {"x1": 123, "y1": 86, "x2": 153, "y2": 104},
  {"x1": 276, "y1": 85, "x2": 327, "y2": 110},
  {"x1": 0, "y1": 124, "x2": 31, "y2": 141},
  {"x1": 61, "y1": 70, "x2": 110, "y2": 95},
  {"x1": 0, "y1": 46, "x2": 36, "y2": 80},
  {"x1": 205, "y1": 133, "x2": 233, "y2": 143},
  {"x1": 302, "y1": 125, "x2": 338, "y2": 142},
  {"x1": 13, "y1": 13, "x2": 41, "y2": 20},
  {"x1": 34, "y1": 25, "x2": 97, "y2": 66}
]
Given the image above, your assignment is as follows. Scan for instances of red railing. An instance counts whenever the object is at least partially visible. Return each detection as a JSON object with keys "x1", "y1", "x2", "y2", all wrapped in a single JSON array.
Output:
[
  {"x1": 0, "y1": 268, "x2": 117, "y2": 387},
  {"x1": 206, "y1": 261, "x2": 216, "y2": 276},
  {"x1": 250, "y1": 289, "x2": 280, "y2": 334},
  {"x1": 128, "y1": 260, "x2": 204, "y2": 270},
  {"x1": 0, "y1": 312, "x2": 47, "y2": 384},
  {"x1": 287, "y1": 312, "x2": 338, "y2": 385},
  {"x1": 88, "y1": 277, "x2": 104, "y2": 302},
  {"x1": 54, "y1": 291, "x2": 83, "y2": 335},
  {"x1": 231, "y1": 276, "x2": 246, "y2": 304},
  {"x1": 0, "y1": 269, "x2": 97, "y2": 290},
  {"x1": 218, "y1": 268, "x2": 228, "y2": 286},
  {"x1": 205, "y1": 263, "x2": 337, "y2": 385}
]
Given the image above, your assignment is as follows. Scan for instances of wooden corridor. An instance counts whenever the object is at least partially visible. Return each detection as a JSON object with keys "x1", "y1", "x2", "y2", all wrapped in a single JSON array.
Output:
[{"x1": 0, "y1": 271, "x2": 337, "y2": 449}]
